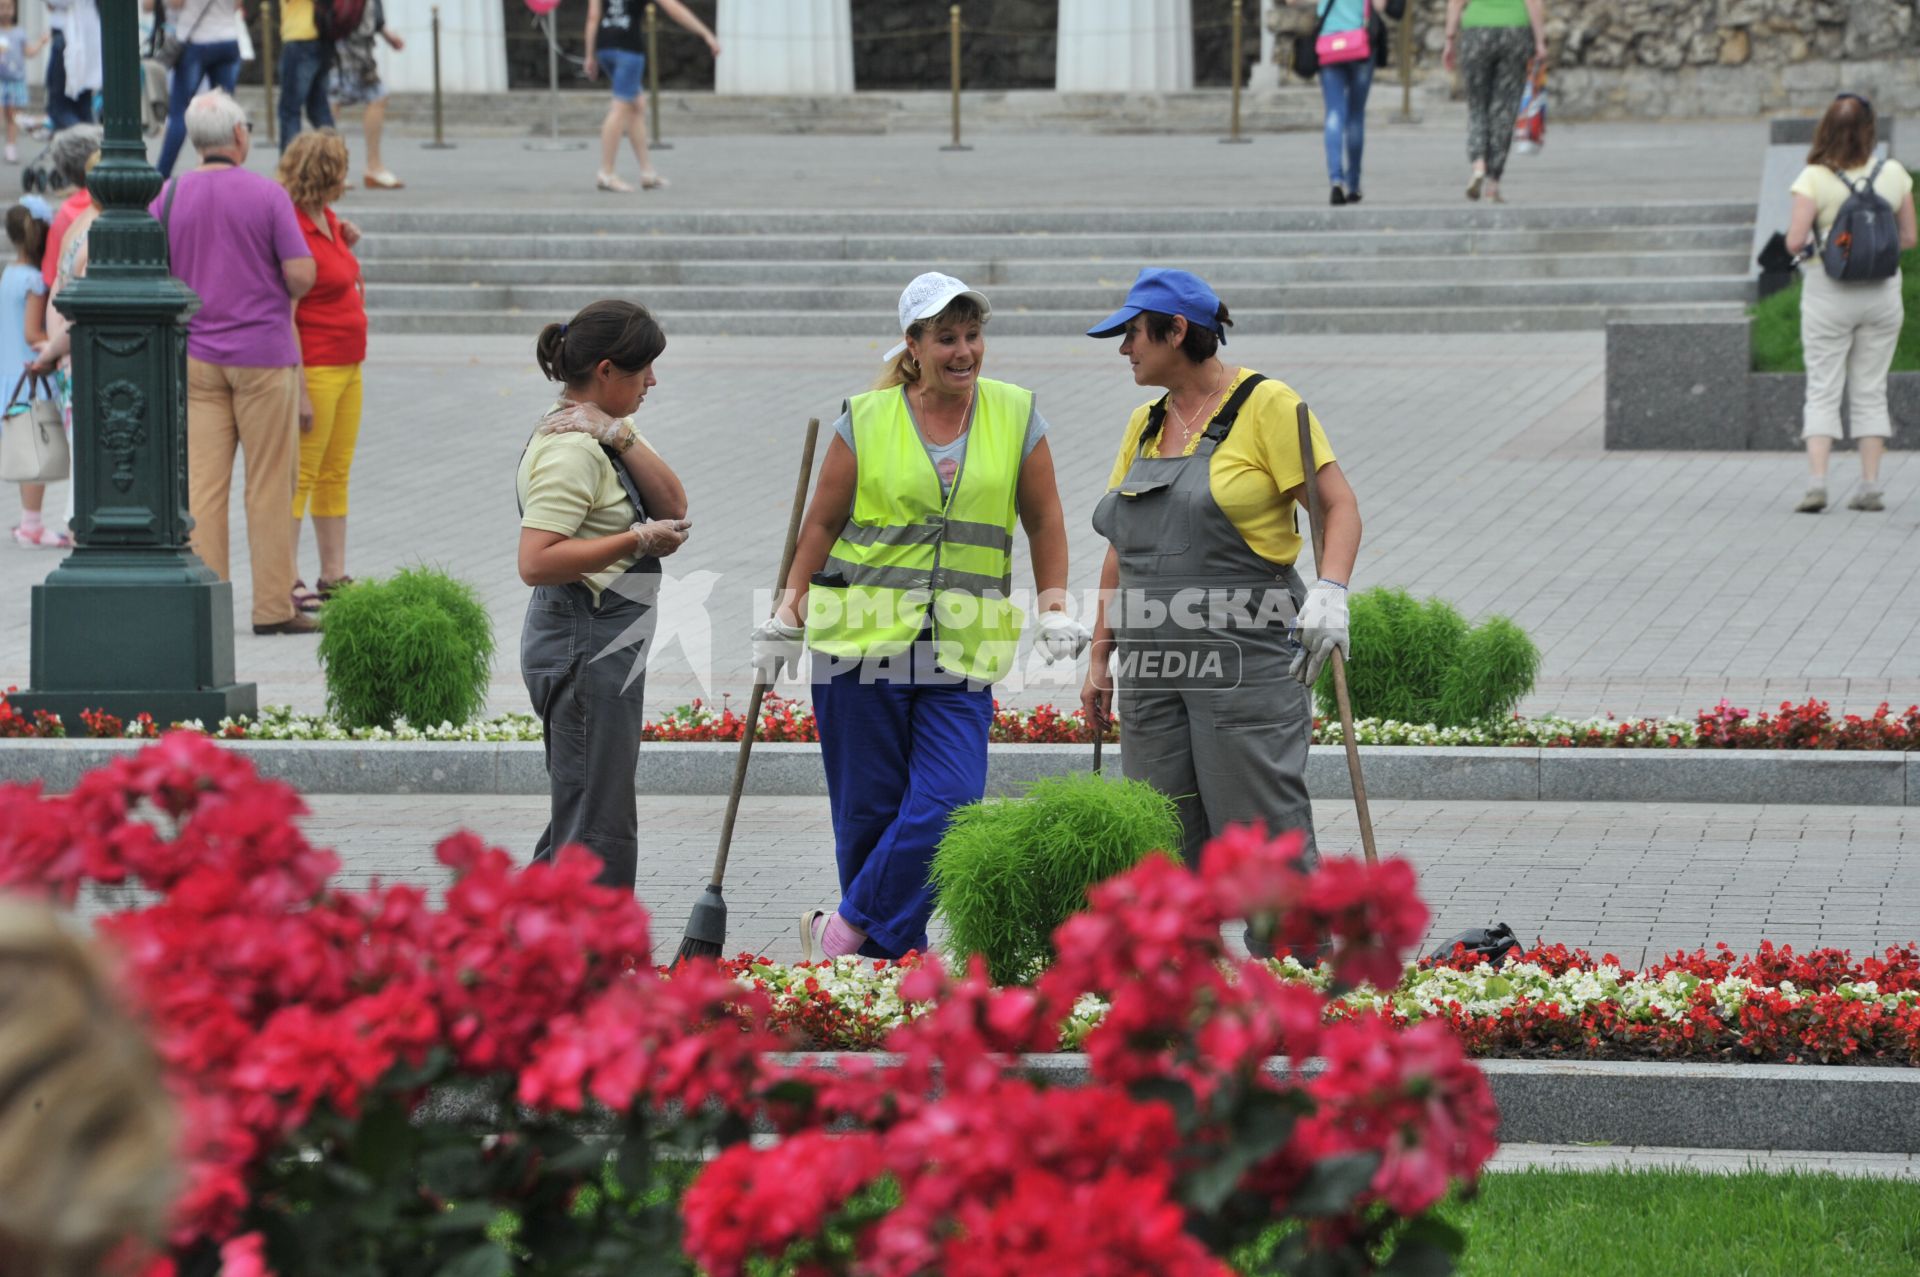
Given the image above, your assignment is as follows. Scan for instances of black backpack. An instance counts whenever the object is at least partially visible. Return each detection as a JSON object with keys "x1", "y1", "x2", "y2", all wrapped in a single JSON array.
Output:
[{"x1": 1820, "y1": 158, "x2": 1903, "y2": 283}]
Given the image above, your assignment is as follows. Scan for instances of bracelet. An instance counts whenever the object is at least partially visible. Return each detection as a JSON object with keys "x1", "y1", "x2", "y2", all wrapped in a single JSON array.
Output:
[{"x1": 610, "y1": 427, "x2": 638, "y2": 456}]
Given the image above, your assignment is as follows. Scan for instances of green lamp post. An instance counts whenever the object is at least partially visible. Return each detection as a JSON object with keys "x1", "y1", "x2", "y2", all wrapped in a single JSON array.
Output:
[{"x1": 11, "y1": 0, "x2": 256, "y2": 725}]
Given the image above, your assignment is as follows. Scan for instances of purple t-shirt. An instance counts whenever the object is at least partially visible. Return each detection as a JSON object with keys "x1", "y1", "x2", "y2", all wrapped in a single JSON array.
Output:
[{"x1": 149, "y1": 167, "x2": 312, "y2": 368}]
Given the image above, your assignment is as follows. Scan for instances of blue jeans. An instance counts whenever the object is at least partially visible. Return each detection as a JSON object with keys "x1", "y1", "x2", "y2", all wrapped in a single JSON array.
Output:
[
  {"x1": 43, "y1": 30, "x2": 94, "y2": 129},
  {"x1": 157, "y1": 40, "x2": 242, "y2": 177},
  {"x1": 813, "y1": 649, "x2": 993, "y2": 959},
  {"x1": 277, "y1": 39, "x2": 335, "y2": 145},
  {"x1": 1319, "y1": 57, "x2": 1373, "y2": 193}
]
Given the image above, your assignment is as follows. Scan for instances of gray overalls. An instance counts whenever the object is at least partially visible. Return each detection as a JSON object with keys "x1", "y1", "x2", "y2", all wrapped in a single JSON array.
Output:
[
  {"x1": 519, "y1": 441, "x2": 660, "y2": 892},
  {"x1": 1092, "y1": 374, "x2": 1318, "y2": 868}
]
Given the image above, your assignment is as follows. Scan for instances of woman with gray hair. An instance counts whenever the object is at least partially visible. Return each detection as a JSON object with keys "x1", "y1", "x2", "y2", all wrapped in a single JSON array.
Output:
[
  {"x1": 150, "y1": 90, "x2": 318, "y2": 636},
  {"x1": 38, "y1": 125, "x2": 100, "y2": 298}
]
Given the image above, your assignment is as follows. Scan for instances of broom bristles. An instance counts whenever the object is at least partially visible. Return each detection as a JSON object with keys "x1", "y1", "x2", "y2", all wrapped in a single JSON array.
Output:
[{"x1": 673, "y1": 935, "x2": 725, "y2": 963}]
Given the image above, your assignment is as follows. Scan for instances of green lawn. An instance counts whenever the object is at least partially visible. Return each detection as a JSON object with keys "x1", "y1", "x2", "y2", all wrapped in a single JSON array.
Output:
[
  {"x1": 1444, "y1": 1167, "x2": 1920, "y2": 1277},
  {"x1": 1751, "y1": 243, "x2": 1920, "y2": 374}
]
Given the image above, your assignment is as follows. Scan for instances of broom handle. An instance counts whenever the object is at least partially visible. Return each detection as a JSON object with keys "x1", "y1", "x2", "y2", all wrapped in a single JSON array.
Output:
[
  {"x1": 706, "y1": 417, "x2": 821, "y2": 889},
  {"x1": 1296, "y1": 404, "x2": 1378, "y2": 865}
]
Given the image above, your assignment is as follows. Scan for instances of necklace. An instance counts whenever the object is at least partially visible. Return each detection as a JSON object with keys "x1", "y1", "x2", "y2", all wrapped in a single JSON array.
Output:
[
  {"x1": 1164, "y1": 364, "x2": 1228, "y2": 450},
  {"x1": 912, "y1": 384, "x2": 974, "y2": 446}
]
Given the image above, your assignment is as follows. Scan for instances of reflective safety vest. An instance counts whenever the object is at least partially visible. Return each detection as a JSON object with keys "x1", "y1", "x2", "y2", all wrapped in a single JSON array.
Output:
[{"x1": 805, "y1": 378, "x2": 1029, "y2": 683}]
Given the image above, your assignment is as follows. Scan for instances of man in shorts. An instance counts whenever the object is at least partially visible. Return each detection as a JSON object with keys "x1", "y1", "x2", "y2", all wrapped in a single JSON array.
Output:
[{"x1": 330, "y1": 0, "x2": 406, "y2": 189}]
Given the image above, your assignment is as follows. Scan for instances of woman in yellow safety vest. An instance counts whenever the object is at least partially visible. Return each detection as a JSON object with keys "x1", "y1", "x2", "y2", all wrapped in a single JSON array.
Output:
[{"x1": 751, "y1": 272, "x2": 1087, "y2": 962}]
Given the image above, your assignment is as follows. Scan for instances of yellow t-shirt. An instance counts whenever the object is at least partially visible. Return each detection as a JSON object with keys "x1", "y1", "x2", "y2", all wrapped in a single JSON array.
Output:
[
  {"x1": 1790, "y1": 159, "x2": 1914, "y2": 239},
  {"x1": 282, "y1": 0, "x2": 318, "y2": 42},
  {"x1": 517, "y1": 431, "x2": 642, "y2": 599},
  {"x1": 1104, "y1": 369, "x2": 1336, "y2": 567}
]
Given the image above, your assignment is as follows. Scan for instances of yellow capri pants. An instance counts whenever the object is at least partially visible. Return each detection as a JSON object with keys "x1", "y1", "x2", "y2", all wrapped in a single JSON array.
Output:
[{"x1": 295, "y1": 363, "x2": 364, "y2": 519}]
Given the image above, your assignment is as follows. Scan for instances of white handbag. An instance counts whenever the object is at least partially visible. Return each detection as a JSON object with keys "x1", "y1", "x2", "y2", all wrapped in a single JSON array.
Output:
[{"x1": 0, "y1": 372, "x2": 69, "y2": 484}]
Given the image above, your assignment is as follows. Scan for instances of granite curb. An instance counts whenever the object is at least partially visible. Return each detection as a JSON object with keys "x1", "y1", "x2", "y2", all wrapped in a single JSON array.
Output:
[
  {"x1": 3, "y1": 740, "x2": 1917, "y2": 805},
  {"x1": 421, "y1": 1055, "x2": 1920, "y2": 1155}
]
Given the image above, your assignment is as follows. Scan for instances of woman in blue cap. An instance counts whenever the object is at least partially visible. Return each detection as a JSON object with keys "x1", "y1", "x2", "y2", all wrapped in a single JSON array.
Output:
[
  {"x1": 1080, "y1": 267, "x2": 1363, "y2": 870},
  {"x1": 752, "y1": 271, "x2": 1087, "y2": 962}
]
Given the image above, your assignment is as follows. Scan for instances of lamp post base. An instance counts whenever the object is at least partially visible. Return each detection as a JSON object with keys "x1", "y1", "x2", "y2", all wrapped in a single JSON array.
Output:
[{"x1": 14, "y1": 567, "x2": 260, "y2": 725}]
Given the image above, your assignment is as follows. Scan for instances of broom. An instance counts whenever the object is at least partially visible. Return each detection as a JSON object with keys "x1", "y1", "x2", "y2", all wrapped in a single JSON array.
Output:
[
  {"x1": 1296, "y1": 403, "x2": 1377, "y2": 865},
  {"x1": 674, "y1": 417, "x2": 821, "y2": 962}
]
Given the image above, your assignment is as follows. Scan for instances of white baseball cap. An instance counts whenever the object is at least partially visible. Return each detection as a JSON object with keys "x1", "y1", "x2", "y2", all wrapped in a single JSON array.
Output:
[{"x1": 883, "y1": 272, "x2": 992, "y2": 361}]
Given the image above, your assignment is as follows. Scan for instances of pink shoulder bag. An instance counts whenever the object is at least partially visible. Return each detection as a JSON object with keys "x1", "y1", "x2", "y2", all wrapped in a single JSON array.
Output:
[{"x1": 1315, "y1": 0, "x2": 1373, "y2": 66}]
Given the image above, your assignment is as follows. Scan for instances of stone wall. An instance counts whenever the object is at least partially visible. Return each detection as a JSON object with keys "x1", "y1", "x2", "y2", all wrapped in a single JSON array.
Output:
[{"x1": 1388, "y1": 0, "x2": 1920, "y2": 119}]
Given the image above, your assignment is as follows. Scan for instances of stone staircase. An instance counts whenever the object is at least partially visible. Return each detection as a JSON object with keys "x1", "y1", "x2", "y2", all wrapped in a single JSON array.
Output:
[{"x1": 352, "y1": 201, "x2": 1757, "y2": 336}]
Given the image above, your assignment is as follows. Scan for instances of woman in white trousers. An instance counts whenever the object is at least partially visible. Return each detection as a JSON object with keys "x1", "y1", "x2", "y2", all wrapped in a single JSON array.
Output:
[{"x1": 1785, "y1": 93, "x2": 1917, "y2": 513}]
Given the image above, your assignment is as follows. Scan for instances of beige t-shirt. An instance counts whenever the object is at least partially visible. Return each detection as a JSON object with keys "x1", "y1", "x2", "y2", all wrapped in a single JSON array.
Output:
[
  {"x1": 1790, "y1": 158, "x2": 1914, "y2": 238},
  {"x1": 516, "y1": 430, "x2": 641, "y2": 599}
]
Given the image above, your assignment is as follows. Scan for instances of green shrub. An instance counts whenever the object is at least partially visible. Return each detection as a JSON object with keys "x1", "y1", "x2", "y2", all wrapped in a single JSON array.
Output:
[
  {"x1": 1319, "y1": 587, "x2": 1538, "y2": 728},
  {"x1": 1751, "y1": 243, "x2": 1920, "y2": 373},
  {"x1": 930, "y1": 773, "x2": 1183, "y2": 985},
  {"x1": 317, "y1": 568, "x2": 494, "y2": 730}
]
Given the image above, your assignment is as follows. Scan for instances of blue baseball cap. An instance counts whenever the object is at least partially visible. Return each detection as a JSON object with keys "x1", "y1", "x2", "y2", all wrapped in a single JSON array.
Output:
[{"x1": 1085, "y1": 268, "x2": 1227, "y2": 345}]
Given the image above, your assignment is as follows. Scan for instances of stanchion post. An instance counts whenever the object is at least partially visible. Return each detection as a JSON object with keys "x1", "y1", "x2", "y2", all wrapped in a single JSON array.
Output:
[
  {"x1": 646, "y1": 2, "x2": 672, "y2": 150},
  {"x1": 262, "y1": 0, "x2": 278, "y2": 146},
  {"x1": 422, "y1": 5, "x2": 455, "y2": 149},
  {"x1": 1220, "y1": 0, "x2": 1252, "y2": 143},
  {"x1": 940, "y1": 3, "x2": 969, "y2": 152},
  {"x1": 1398, "y1": 4, "x2": 1414, "y2": 122},
  {"x1": 524, "y1": 9, "x2": 584, "y2": 150}
]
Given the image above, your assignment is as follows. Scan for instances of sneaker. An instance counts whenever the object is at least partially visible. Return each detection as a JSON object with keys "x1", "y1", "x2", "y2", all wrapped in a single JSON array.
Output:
[
  {"x1": 798, "y1": 909, "x2": 826, "y2": 963},
  {"x1": 1794, "y1": 486, "x2": 1828, "y2": 514},
  {"x1": 1848, "y1": 489, "x2": 1885, "y2": 512}
]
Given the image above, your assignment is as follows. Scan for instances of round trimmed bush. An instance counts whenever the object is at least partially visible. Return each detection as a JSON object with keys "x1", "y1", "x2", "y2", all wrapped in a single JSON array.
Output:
[
  {"x1": 930, "y1": 773, "x2": 1183, "y2": 986},
  {"x1": 1319, "y1": 587, "x2": 1539, "y2": 728},
  {"x1": 317, "y1": 568, "x2": 494, "y2": 730}
]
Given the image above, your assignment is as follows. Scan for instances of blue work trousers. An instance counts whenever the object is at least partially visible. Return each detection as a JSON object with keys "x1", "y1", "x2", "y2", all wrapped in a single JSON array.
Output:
[
  {"x1": 158, "y1": 40, "x2": 243, "y2": 176},
  {"x1": 277, "y1": 39, "x2": 335, "y2": 145},
  {"x1": 813, "y1": 656, "x2": 992, "y2": 960},
  {"x1": 1319, "y1": 56, "x2": 1373, "y2": 194}
]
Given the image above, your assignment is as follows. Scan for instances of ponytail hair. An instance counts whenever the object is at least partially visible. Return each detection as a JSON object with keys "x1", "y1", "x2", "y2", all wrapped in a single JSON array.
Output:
[{"x1": 535, "y1": 299, "x2": 667, "y2": 389}]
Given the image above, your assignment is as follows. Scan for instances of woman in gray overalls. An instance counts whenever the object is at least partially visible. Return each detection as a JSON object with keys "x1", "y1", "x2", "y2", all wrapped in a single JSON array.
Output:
[
  {"x1": 1080, "y1": 269, "x2": 1362, "y2": 868},
  {"x1": 517, "y1": 300, "x2": 693, "y2": 891}
]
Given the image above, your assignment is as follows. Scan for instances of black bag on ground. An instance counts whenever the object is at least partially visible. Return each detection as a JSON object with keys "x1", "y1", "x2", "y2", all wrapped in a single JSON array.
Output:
[
  {"x1": 1820, "y1": 158, "x2": 1903, "y2": 283},
  {"x1": 1427, "y1": 923, "x2": 1521, "y2": 967}
]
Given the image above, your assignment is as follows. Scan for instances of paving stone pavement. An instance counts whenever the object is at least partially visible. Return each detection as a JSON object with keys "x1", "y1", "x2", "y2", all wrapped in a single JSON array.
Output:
[
  {"x1": 305, "y1": 795, "x2": 1920, "y2": 970},
  {"x1": 7, "y1": 329, "x2": 1920, "y2": 723}
]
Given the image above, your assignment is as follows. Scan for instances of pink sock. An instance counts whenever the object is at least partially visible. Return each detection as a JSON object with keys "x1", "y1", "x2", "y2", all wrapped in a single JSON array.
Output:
[
  {"x1": 18, "y1": 510, "x2": 40, "y2": 534},
  {"x1": 820, "y1": 910, "x2": 866, "y2": 958}
]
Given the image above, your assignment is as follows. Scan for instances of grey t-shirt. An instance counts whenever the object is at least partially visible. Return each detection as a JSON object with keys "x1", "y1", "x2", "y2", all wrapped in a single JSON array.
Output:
[{"x1": 832, "y1": 386, "x2": 1049, "y2": 499}]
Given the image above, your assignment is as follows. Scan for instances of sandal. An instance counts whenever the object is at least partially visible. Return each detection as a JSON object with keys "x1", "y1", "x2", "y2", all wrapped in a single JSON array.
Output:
[
  {"x1": 595, "y1": 171, "x2": 635, "y2": 193},
  {"x1": 639, "y1": 171, "x2": 670, "y2": 190},
  {"x1": 12, "y1": 525, "x2": 70, "y2": 549},
  {"x1": 363, "y1": 169, "x2": 405, "y2": 190},
  {"x1": 316, "y1": 575, "x2": 355, "y2": 599},
  {"x1": 291, "y1": 580, "x2": 323, "y2": 613}
]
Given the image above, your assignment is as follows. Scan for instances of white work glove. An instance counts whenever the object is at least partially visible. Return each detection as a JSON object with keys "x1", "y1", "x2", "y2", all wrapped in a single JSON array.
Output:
[
  {"x1": 630, "y1": 518, "x2": 691, "y2": 558},
  {"x1": 539, "y1": 401, "x2": 636, "y2": 449},
  {"x1": 1034, "y1": 610, "x2": 1092, "y2": 665},
  {"x1": 750, "y1": 616, "x2": 805, "y2": 683},
  {"x1": 1288, "y1": 582, "x2": 1350, "y2": 686}
]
